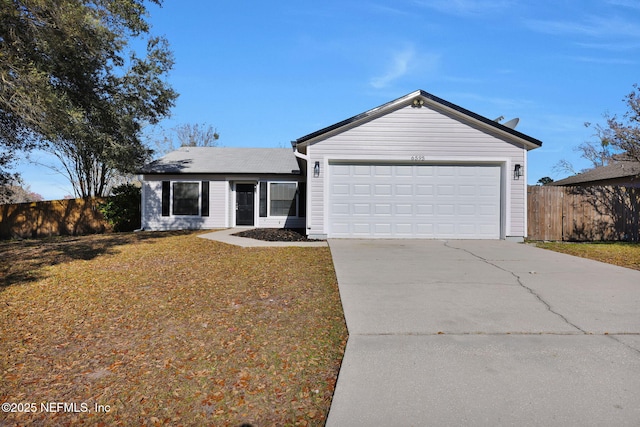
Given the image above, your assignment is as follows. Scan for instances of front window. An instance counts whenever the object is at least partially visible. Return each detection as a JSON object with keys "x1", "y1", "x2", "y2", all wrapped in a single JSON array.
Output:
[
  {"x1": 270, "y1": 183, "x2": 297, "y2": 216},
  {"x1": 173, "y1": 182, "x2": 199, "y2": 215}
]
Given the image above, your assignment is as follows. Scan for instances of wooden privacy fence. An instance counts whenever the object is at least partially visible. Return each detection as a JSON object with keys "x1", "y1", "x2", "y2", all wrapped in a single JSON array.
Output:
[
  {"x1": 0, "y1": 198, "x2": 111, "y2": 239},
  {"x1": 527, "y1": 186, "x2": 640, "y2": 242}
]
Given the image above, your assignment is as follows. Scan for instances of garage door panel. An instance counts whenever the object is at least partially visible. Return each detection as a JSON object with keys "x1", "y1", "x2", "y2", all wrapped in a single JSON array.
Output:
[
  {"x1": 395, "y1": 204, "x2": 413, "y2": 215},
  {"x1": 353, "y1": 165, "x2": 372, "y2": 176},
  {"x1": 479, "y1": 204, "x2": 497, "y2": 215},
  {"x1": 354, "y1": 184, "x2": 371, "y2": 195},
  {"x1": 416, "y1": 223, "x2": 434, "y2": 234},
  {"x1": 375, "y1": 204, "x2": 392, "y2": 215},
  {"x1": 416, "y1": 204, "x2": 434, "y2": 215},
  {"x1": 416, "y1": 185, "x2": 434, "y2": 195},
  {"x1": 459, "y1": 204, "x2": 476, "y2": 215},
  {"x1": 437, "y1": 204, "x2": 455, "y2": 215},
  {"x1": 375, "y1": 184, "x2": 392, "y2": 195},
  {"x1": 479, "y1": 224, "x2": 497, "y2": 234},
  {"x1": 437, "y1": 166, "x2": 455, "y2": 176},
  {"x1": 374, "y1": 223, "x2": 392, "y2": 234},
  {"x1": 332, "y1": 203, "x2": 349, "y2": 215},
  {"x1": 437, "y1": 185, "x2": 455, "y2": 195},
  {"x1": 374, "y1": 165, "x2": 392, "y2": 176},
  {"x1": 459, "y1": 185, "x2": 476, "y2": 196},
  {"x1": 353, "y1": 204, "x2": 371, "y2": 215},
  {"x1": 479, "y1": 185, "x2": 498, "y2": 196},
  {"x1": 332, "y1": 222, "x2": 349, "y2": 233},
  {"x1": 353, "y1": 223, "x2": 371, "y2": 234},
  {"x1": 437, "y1": 223, "x2": 455, "y2": 234},
  {"x1": 332, "y1": 184, "x2": 349, "y2": 195},
  {"x1": 396, "y1": 184, "x2": 413, "y2": 195},
  {"x1": 396, "y1": 165, "x2": 413, "y2": 176},
  {"x1": 459, "y1": 224, "x2": 477, "y2": 235},
  {"x1": 329, "y1": 164, "x2": 500, "y2": 239},
  {"x1": 332, "y1": 165, "x2": 350, "y2": 176},
  {"x1": 416, "y1": 166, "x2": 434, "y2": 177}
]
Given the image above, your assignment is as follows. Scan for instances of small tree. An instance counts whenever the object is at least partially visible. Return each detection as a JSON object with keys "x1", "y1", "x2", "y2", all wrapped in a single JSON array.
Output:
[
  {"x1": 605, "y1": 84, "x2": 640, "y2": 163},
  {"x1": 537, "y1": 177, "x2": 554, "y2": 185},
  {"x1": 98, "y1": 184, "x2": 141, "y2": 232},
  {"x1": 556, "y1": 84, "x2": 640, "y2": 176},
  {"x1": 554, "y1": 124, "x2": 619, "y2": 176},
  {"x1": 153, "y1": 123, "x2": 219, "y2": 156}
]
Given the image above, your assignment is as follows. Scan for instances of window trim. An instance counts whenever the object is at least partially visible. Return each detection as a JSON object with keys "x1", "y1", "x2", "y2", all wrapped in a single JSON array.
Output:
[
  {"x1": 264, "y1": 181, "x2": 304, "y2": 218},
  {"x1": 172, "y1": 181, "x2": 201, "y2": 216},
  {"x1": 161, "y1": 180, "x2": 210, "y2": 217}
]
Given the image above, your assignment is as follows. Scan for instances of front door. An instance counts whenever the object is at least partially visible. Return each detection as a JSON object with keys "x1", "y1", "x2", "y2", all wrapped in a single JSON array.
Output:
[{"x1": 236, "y1": 184, "x2": 255, "y2": 226}]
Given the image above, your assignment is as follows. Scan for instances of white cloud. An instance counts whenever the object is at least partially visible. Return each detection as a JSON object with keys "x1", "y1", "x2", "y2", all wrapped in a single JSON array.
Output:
[
  {"x1": 575, "y1": 41, "x2": 640, "y2": 51},
  {"x1": 607, "y1": 0, "x2": 640, "y2": 10},
  {"x1": 367, "y1": 3, "x2": 414, "y2": 17},
  {"x1": 369, "y1": 46, "x2": 440, "y2": 89},
  {"x1": 526, "y1": 15, "x2": 640, "y2": 39},
  {"x1": 412, "y1": 0, "x2": 516, "y2": 16},
  {"x1": 369, "y1": 47, "x2": 415, "y2": 89},
  {"x1": 569, "y1": 55, "x2": 637, "y2": 65}
]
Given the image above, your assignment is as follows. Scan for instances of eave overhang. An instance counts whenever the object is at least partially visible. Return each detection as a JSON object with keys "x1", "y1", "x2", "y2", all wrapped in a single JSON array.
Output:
[{"x1": 294, "y1": 90, "x2": 543, "y2": 151}]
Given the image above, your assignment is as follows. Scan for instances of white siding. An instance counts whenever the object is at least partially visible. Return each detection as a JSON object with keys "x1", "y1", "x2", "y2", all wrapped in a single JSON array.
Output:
[
  {"x1": 142, "y1": 174, "x2": 228, "y2": 231},
  {"x1": 142, "y1": 174, "x2": 305, "y2": 231},
  {"x1": 256, "y1": 177, "x2": 305, "y2": 228},
  {"x1": 307, "y1": 104, "x2": 527, "y2": 239}
]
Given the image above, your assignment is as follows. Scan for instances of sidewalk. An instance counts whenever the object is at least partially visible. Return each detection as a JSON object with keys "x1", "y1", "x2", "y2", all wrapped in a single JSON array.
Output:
[{"x1": 198, "y1": 228, "x2": 327, "y2": 248}]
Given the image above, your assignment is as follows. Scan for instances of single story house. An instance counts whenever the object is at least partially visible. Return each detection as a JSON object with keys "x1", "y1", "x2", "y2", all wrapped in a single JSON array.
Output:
[
  {"x1": 550, "y1": 161, "x2": 640, "y2": 187},
  {"x1": 141, "y1": 89, "x2": 542, "y2": 240}
]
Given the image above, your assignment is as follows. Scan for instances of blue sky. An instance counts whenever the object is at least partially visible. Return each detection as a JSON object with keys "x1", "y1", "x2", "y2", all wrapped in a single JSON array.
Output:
[{"x1": 19, "y1": 0, "x2": 640, "y2": 199}]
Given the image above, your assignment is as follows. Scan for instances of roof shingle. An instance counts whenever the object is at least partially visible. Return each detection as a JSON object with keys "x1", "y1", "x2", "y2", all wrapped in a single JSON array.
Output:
[
  {"x1": 141, "y1": 147, "x2": 301, "y2": 175},
  {"x1": 551, "y1": 161, "x2": 640, "y2": 186}
]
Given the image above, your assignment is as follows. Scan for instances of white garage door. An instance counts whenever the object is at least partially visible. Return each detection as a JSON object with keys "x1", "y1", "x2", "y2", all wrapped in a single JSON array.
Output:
[{"x1": 329, "y1": 163, "x2": 501, "y2": 239}]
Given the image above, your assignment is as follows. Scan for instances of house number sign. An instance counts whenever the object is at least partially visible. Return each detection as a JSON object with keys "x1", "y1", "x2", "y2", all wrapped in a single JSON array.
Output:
[{"x1": 410, "y1": 155, "x2": 425, "y2": 161}]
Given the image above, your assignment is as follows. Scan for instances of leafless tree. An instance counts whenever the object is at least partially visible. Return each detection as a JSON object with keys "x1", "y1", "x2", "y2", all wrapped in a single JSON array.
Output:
[
  {"x1": 153, "y1": 123, "x2": 219, "y2": 156},
  {"x1": 0, "y1": 180, "x2": 43, "y2": 204}
]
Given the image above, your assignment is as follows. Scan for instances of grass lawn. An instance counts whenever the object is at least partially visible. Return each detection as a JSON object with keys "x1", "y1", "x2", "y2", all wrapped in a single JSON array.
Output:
[
  {"x1": 534, "y1": 241, "x2": 640, "y2": 271},
  {"x1": 0, "y1": 231, "x2": 348, "y2": 426}
]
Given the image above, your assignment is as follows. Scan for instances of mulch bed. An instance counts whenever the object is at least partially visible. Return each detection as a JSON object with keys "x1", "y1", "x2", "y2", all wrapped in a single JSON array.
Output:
[{"x1": 233, "y1": 228, "x2": 324, "y2": 242}]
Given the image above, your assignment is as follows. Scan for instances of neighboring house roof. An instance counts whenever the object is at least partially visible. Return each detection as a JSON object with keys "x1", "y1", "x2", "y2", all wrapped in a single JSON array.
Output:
[
  {"x1": 293, "y1": 89, "x2": 543, "y2": 150},
  {"x1": 141, "y1": 147, "x2": 301, "y2": 175},
  {"x1": 551, "y1": 161, "x2": 640, "y2": 186}
]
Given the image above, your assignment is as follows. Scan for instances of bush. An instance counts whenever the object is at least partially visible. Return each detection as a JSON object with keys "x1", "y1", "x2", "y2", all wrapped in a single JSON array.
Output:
[{"x1": 98, "y1": 184, "x2": 141, "y2": 232}]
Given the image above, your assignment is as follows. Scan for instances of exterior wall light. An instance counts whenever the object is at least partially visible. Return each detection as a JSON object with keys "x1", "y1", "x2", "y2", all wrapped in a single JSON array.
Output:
[
  {"x1": 314, "y1": 161, "x2": 320, "y2": 178},
  {"x1": 412, "y1": 98, "x2": 424, "y2": 108},
  {"x1": 514, "y1": 164, "x2": 522, "y2": 180}
]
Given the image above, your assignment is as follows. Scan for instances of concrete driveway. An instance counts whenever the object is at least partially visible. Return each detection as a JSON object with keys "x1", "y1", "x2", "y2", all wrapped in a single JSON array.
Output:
[{"x1": 326, "y1": 240, "x2": 640, "y2": 426}]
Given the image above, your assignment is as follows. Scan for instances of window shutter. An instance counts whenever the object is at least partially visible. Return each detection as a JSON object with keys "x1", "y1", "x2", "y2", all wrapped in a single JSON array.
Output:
[
  {"x1": 161, "y1": 181, "x2": 170, "y2": 216},
  {"x1": 259, "y1": 181, "x2": 267, "y2": 217},
  {"x1": 201, "y1": 181, "x2": 210, "y2": 216}
]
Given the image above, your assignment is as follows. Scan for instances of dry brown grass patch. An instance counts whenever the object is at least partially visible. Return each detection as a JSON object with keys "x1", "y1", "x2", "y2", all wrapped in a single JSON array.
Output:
[
  {"x1": 534, "y1": 241, "x2": 640, "y2": 271},
  {"x1": 0, "y1": 231, "x2": 347, "y2": 426}
]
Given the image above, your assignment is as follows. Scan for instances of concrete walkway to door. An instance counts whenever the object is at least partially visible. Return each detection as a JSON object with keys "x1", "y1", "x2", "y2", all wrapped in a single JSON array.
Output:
[{"x1": 326, "y1": 239, "x2": 640, "y2": 426}]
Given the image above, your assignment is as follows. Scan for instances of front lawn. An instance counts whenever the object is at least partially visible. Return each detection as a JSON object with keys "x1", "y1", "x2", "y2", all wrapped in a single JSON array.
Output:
[
  {"x1": 0, "y1": 231, "x2": 347, "y2": 426},
  {"x1": 534, "y1": 241, "x2": 640, "y2": 271}
]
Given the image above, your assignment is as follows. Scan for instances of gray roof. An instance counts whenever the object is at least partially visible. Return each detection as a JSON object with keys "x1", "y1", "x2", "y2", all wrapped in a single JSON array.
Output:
[
  {"x1": 551, "y1": 161, "x2": 640, "y2": 186},
  {"x1": 141, "y1": 147, "x2": 301, "y2": 175}
]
